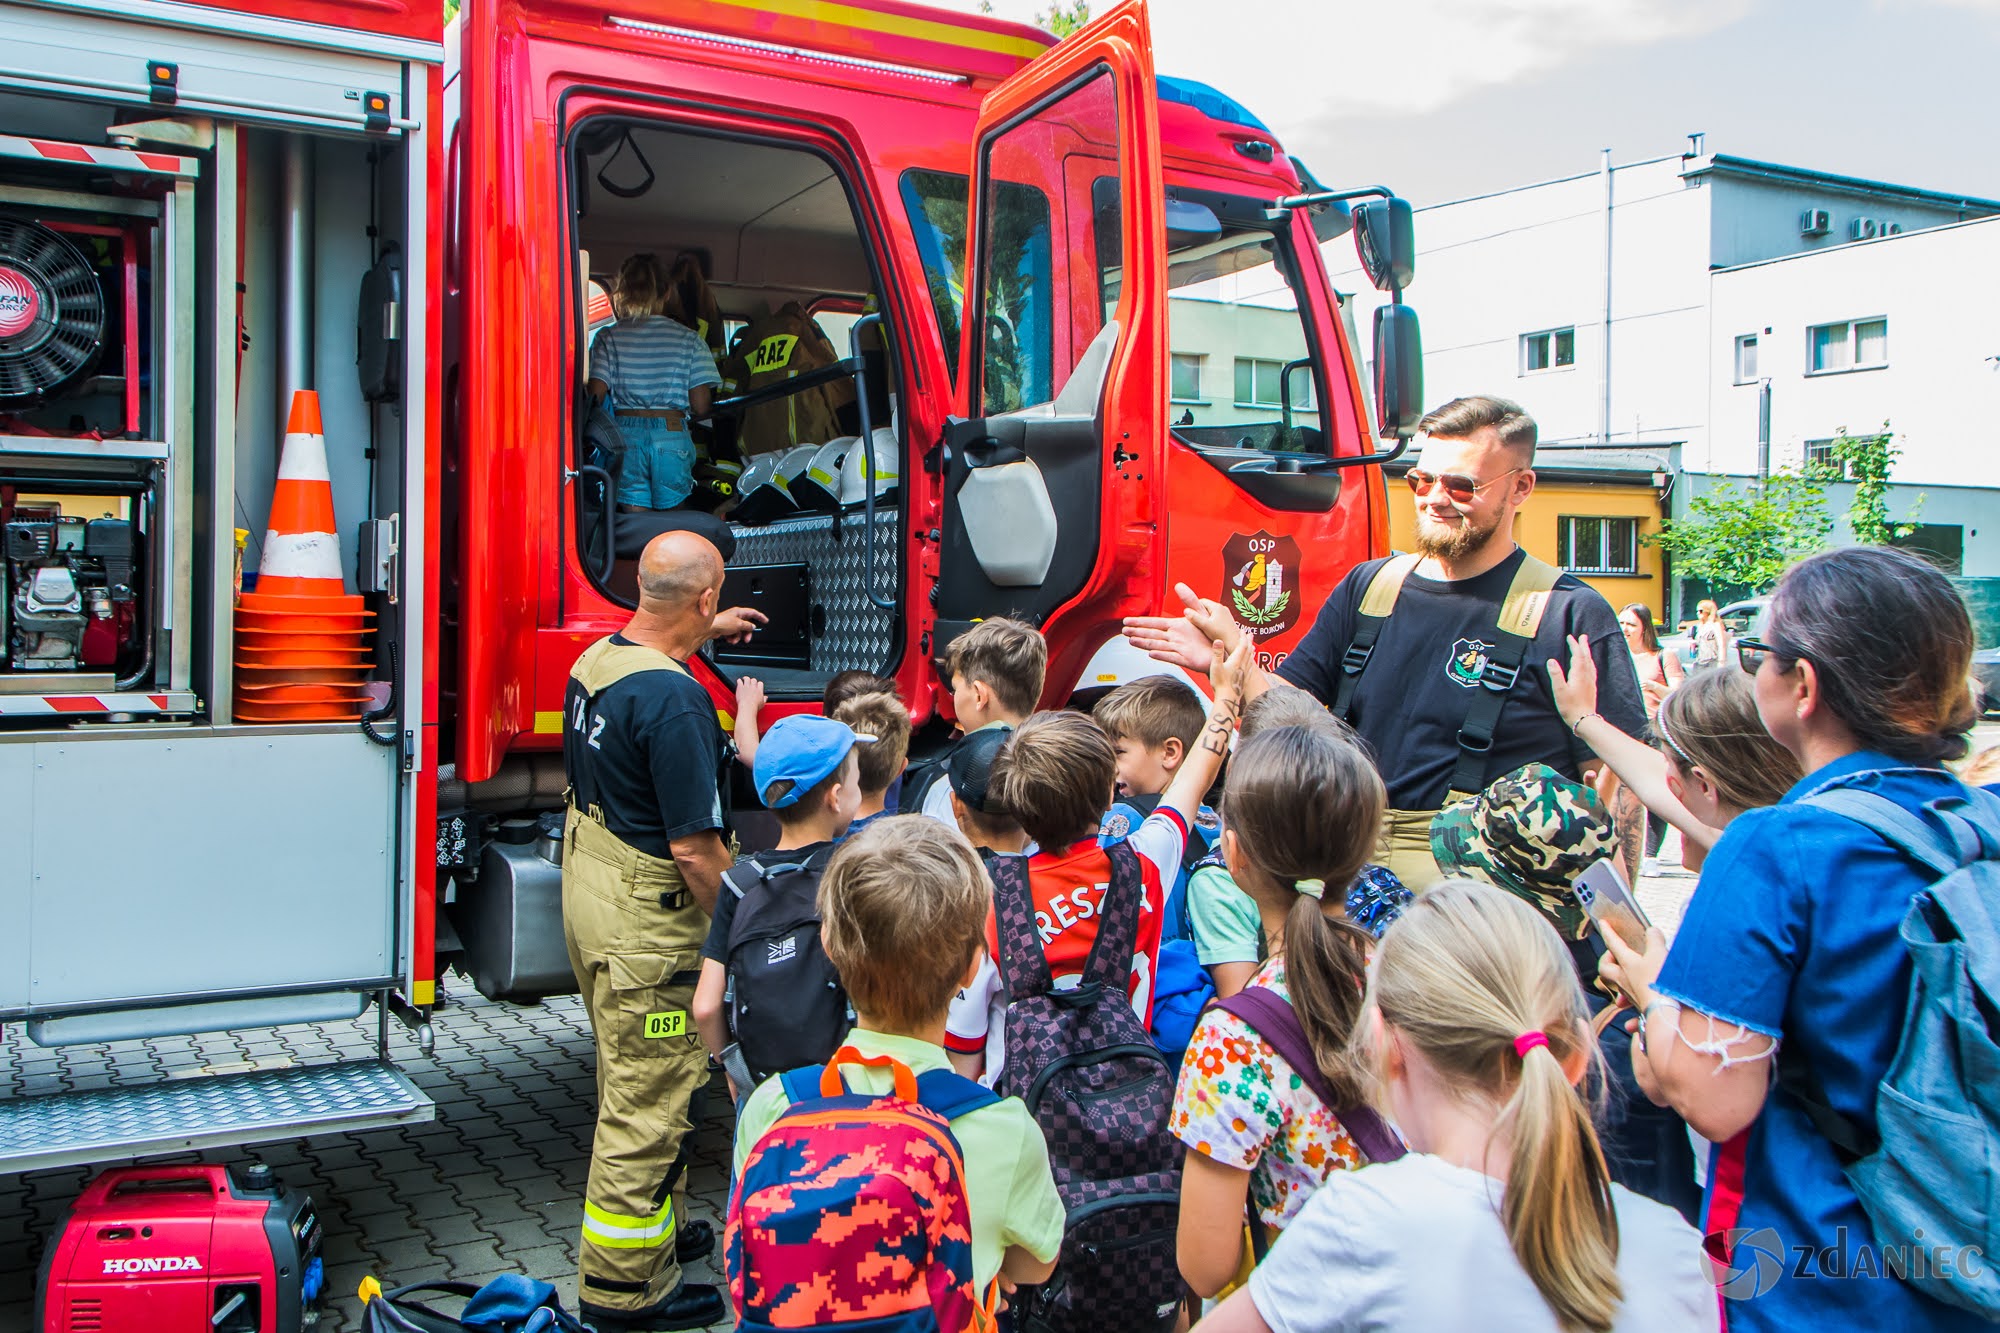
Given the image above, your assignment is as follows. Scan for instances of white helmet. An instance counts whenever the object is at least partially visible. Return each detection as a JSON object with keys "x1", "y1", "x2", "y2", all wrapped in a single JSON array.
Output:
[
  {"x1": 792, "y1": 437, "x2": 857, "y2": 514},
  {"x1": 837, "y1": 426, "x2": 899, "y2": 506},
  {"x1": 732, "y1": 450, "x2": 800, "y2": 526}
]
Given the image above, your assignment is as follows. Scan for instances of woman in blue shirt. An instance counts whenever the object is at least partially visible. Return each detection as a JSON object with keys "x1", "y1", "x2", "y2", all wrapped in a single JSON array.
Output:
[
  {"x1": 1601, "y1": 546, "x2": 1982, "y2": 1332},
  {"x1": 587, "y1": 253, "x2": 722, "y2": 512}
]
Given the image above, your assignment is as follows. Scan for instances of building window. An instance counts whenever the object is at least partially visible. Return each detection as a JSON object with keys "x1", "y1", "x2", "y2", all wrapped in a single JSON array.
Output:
[
  {"x1": 1557, "y1": 516, "x2": 1640, "y2": 576},
  {"x1": 1807, "y1": 318, "x2": 1888, "y2": 374},
  {"x1": 1171, "y1": 353, "x2": 1205, "y2": 403},
  {"x1": 1734, "y1": 334, "x2": 1759, "y2": 384},
  {"x1": 1803, "y1": 437, "x2": 1853, "y2": 479},
  {"x1": 1233, "y1": 357, "x2": 1313, "y2": 410},
  {"x1": 1520, "y1": 327, "x2": 1576, "y2": 374}
]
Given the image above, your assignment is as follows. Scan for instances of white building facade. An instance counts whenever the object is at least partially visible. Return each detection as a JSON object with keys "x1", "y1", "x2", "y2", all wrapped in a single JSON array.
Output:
[{"x1": 1331, "y1": 144, "x2": 2000, "y2": 609}]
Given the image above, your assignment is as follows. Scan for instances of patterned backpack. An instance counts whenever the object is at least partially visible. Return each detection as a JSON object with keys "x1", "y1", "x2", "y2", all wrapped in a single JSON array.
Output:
[
  {"x1": 988, "y1": 844, "x2": 1184, "y2": 1333},
  {"x1": 726, "y1": 1047, "x2": 1001, "y2": 1332}
]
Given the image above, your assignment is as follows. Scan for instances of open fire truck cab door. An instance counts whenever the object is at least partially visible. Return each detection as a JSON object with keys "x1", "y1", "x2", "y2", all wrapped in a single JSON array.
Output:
[{"x1": 940, "y1": 0, "x2": 1166, "y2": 694}]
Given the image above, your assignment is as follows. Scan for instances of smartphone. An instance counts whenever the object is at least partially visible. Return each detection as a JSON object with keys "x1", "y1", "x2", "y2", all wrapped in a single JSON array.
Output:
[{"x1": 1575, "y1": 859, "x2": 1650, "y2": 952}]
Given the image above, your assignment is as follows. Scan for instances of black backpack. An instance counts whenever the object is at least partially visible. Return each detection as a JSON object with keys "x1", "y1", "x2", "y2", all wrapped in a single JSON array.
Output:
[
  {"x1": 722, "y1": 847, "x2": 851, "y2": 1087},
  {"x1": 989, "y1": 844, "x2": 1183, "y2": 1333}
]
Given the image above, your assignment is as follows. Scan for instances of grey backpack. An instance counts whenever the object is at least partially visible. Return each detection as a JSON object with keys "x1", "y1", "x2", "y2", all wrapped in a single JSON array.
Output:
[{"x1": 1782, "y1": 777, "x2": 2000, "y2": 1318}]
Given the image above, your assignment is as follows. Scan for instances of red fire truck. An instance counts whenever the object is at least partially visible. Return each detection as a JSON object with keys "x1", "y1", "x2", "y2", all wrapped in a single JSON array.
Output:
[{"x1": 0, "y1": 0, "x2": 1420, "y2": 1168}]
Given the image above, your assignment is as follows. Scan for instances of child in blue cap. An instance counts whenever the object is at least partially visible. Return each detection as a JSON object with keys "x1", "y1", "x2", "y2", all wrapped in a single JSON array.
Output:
[{"x1": 692, "y1": 714, "x2": 874, "y2": 1098}]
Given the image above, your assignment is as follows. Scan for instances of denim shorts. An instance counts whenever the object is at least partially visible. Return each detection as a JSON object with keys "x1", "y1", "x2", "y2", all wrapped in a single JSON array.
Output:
[{"x1": 616, "y1": 414, "x2": 695, "y2": 509}]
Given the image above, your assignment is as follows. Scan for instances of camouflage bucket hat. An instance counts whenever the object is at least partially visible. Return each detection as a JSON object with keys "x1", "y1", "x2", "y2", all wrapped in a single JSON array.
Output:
[{"x1": 1429, "y1": 763, "x2": 1616, "y2": 941}]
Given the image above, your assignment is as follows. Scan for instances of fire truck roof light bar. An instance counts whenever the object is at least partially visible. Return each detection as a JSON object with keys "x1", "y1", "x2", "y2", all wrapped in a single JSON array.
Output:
[{"x1": 607, "y1": 16, "x2": 969, "y2": 86}]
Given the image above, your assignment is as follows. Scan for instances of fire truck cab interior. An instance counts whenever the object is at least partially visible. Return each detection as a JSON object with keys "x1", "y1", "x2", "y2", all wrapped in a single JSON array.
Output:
[{"x1": 568, "y1": 122, "x2": 905, "y2": 697}]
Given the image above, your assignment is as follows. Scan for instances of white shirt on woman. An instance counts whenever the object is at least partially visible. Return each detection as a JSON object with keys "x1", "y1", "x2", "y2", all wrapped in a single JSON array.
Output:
[{"x1": 1246, "y1": 1152, "x2": 1717, "y2": 1333}]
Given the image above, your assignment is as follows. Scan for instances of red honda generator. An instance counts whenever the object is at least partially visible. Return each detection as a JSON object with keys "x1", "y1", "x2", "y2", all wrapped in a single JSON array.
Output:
[{"x1": 35, "y1": 1163, "x2": 325, "y2": 1332}]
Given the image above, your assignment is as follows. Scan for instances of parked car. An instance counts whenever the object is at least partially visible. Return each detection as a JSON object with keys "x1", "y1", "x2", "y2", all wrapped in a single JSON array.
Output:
[
  {"x1": 1663, "y1": 597, "x2": 1770, "y2": 670},
  {"x1": 1975, "y1": 646, "x2": 2000, "y2": 718}
]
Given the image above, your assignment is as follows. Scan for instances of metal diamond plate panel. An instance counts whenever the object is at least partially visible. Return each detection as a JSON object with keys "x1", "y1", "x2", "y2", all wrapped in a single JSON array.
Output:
[
  {"x1": 729, "y1": 510, "x2": 900, "y2": 673},
  {"x1": 0, "y1": 1060, "x2": 433, "y2": 1173}
]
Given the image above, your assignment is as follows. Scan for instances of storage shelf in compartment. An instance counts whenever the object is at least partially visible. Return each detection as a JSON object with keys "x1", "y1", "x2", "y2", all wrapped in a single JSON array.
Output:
[
  {"x1": 0, "y1": 434, "x2": 169, "y2": 462},
  {"x1": 0, "y1": 688, "x2": 198, "y2": 718}
]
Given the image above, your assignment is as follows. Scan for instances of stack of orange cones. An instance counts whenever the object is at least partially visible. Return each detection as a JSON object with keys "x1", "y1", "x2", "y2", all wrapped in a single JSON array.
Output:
[{"x1": 233, "y1": 390, "x2": 375, "y2": 723}]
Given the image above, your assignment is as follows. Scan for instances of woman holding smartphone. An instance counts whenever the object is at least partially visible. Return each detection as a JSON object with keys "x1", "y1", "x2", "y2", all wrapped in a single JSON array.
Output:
[{"x1": 1599, "y1": 547, "x2": 1987, "y2": 1333}]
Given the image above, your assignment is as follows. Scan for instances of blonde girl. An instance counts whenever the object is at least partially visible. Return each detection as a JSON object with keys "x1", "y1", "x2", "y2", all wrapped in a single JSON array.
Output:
[{"x1": 1196, "y1": 881, "x2": 1714, "y2": 1333}]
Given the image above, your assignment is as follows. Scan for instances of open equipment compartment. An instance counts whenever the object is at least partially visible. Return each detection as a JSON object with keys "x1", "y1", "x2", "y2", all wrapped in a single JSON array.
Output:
[{"x1": 0, "y1": 131, "x2": 196, "y2": 719}]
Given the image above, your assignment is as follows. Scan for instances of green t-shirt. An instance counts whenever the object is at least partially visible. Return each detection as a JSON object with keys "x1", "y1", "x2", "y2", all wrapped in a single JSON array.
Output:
[
  {"x1": 1188, "y1": 862, "x2": 1262, "y2": 967},
  {"x1": 732, "y1": 1027, "x2": 1064, "y2": 1290}
]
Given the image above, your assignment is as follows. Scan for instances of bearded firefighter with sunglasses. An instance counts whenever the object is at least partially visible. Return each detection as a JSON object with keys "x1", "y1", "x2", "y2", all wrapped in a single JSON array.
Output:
[{"x1": 1127, "y1": 394, "x2": 1647, "y2": 888}]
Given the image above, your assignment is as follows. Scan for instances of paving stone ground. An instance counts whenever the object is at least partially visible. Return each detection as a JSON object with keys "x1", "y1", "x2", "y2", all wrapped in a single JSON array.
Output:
[
  {"x1": 0, "y1": 982, "x2": 737, "y2": 1332},
  {"x1": 1, "y1": 846, "x2": 1720, "y2": 1333}
]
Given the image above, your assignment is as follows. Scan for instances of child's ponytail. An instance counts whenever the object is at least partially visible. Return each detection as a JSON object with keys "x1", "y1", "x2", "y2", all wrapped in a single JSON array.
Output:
[
  {"x1": 1281, "y1": 889, "x2": 1371, "y2": 1106},
  {"x1": 1503, "y1": 1030, "x2": 1621, "y2": 1333},
  {"x1": 1221, "y1": 724, "x2": 1386, "y2": 1101},
  {"x1": 1364, "y1": 880, "x2": 1623, "y2": 1333}
]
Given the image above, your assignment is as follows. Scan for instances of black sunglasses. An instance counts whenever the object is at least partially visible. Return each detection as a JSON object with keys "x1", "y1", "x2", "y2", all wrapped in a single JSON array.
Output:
[{"x1": 1736, "y1": 637, "x2": 1791, "y2": 673}]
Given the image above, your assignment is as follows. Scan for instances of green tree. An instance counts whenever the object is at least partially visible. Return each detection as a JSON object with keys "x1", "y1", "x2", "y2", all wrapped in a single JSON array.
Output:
[
  {"x1": 1038, "y1": 0, "x2": 1091, "y2": 37},
  {"x1": 1649, "y1": 470, "x2": 1833, "y2": 595},
  {"x1": 1820, "y1": 422, "x2": 1924, "y2": 546}
]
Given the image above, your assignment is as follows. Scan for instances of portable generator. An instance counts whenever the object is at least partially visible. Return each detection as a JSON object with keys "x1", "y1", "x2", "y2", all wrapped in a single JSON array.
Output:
[{"x1": 35, "y1": 1163, "x2": 325, "y2": 1333}]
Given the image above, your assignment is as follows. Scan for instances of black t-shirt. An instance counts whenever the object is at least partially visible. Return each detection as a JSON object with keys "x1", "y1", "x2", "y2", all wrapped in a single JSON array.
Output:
[
  {"x1": 1277, "y1": 549, "x2": 1648, "y2": 810},
  {"x1": 700, "y1": 841, "x2": 837, "y2": 963},
  {"x1": 563, "y1": 635, "x2": 729, "y2": 859}
]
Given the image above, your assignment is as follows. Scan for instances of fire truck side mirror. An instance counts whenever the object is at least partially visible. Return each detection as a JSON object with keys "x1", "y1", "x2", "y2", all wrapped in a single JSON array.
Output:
[
  {"x1": 1372, "y1": 304, "x2": 1423, "y2": 439},
  {"x1": 1353, "y1": 198, "x2": 1415, "y2": 293}
]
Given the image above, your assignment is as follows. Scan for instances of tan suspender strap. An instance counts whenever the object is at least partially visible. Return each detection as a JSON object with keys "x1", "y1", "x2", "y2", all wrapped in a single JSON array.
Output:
[
  {"x1": 569, "y1": 637, "x2": 692, "y2": 698},
  {"x1": 1495, "y1": 554, "x2": 1562, "y2": 640},
  {"x1": 1357, "y1": 553, "x2": 1422, "y2": 618}
]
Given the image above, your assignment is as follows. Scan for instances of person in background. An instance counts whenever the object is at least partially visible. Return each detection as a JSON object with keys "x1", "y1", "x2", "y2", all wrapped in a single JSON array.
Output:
[
  {"x1": 587, "y1": 253, "x2": 722, "y2": 514},
  {"x1": 831, "y1": 690, "x2": 909, "y2": 840},
  {"x1": 1195, "y1": 882, "x2": 1715, "y2": 1333},
  {"x1": 1172, "y1": 725, "x2": 1392, "y2": 1300},
  {"x1": 1602, "y1": 546, "x2": 1986, "y2": 1333},
  {"x1": 1620, "y1": 604, "x2": 1684, "y2": 714},
  {"x1": 1617, "y1": 605, "x2": 1685, "y2": 868},
  {"x1": 1689, "y1": 599, "x2": 1729, "y2": 670}
]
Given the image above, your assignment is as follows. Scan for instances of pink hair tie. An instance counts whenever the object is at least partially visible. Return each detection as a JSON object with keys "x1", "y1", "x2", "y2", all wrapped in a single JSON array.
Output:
[{"x1": 1513, "y1": 1031, "x2": 1551, "y2": 1059}]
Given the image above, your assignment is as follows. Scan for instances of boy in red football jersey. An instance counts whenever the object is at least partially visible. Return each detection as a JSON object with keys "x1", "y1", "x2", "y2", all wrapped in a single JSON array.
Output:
[{"x1": 946, "y1": 639, "x2": 1247, "y2": 1081}]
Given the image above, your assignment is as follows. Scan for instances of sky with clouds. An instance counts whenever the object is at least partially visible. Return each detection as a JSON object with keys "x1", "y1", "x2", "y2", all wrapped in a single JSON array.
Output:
[{"x1": 935, "y1": 0, "x2": 2000, "y2": 205}]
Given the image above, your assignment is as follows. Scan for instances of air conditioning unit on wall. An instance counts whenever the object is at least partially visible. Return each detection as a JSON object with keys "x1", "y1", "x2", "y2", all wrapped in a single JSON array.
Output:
[
  {"x1": 1850, "y1": 217, "x2": 1880, "y2": 241},
  {"x1": 1800, "y1": 208, "x2": 1831, "y2": 236}
]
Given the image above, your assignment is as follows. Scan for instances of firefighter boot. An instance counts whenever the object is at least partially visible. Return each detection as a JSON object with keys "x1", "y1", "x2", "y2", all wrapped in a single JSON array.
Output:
[{"x1": 563, "y1": 808, "x2": 719, "y2": 1323}]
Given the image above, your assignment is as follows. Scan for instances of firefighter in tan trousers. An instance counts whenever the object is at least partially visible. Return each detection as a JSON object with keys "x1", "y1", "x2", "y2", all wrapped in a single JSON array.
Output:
[{"x1": 562, "y1": 531, "x2": 764, "y2": 1332}]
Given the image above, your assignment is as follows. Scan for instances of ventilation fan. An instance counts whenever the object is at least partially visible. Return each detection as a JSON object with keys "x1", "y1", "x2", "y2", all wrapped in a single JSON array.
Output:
[{"x1": 0, "y1": 218, "x2": 105, "y2": 405}]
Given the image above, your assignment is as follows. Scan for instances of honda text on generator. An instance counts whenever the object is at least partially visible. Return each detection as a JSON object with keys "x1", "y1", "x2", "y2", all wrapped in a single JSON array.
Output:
[{"x1": 0, "y1": 0, "x2": 1422, "y2": 1174}]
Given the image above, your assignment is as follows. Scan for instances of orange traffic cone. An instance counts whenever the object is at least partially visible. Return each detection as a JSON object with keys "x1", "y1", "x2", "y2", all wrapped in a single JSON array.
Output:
[
  {"x1": 232, "y1": 389, "x2": 375, "y2": 723},
  {"x1": 245, "y1": 391, "x2": 350, "y2": 602}
]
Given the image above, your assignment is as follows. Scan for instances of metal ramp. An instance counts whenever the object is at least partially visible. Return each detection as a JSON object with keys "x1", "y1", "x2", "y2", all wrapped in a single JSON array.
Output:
[{"x1": 0, "y1": 1061, "x2": 433, "y2": 1174}]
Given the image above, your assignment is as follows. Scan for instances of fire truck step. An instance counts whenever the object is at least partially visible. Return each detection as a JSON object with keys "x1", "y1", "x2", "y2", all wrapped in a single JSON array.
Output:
[{"x1": 0, "y1": 1060, "x2": 434, "y2": 1175}]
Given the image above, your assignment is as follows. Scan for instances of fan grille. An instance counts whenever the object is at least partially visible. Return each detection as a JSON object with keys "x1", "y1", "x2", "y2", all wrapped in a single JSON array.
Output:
[{"x1": 0, "y1": 217, "x2": 106, "y2": 405}]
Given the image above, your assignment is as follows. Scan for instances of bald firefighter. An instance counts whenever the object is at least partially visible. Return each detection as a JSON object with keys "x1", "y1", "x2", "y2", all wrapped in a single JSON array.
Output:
[{"x1": 562, "y1": 531, "x2": 764, "y2": 1331}]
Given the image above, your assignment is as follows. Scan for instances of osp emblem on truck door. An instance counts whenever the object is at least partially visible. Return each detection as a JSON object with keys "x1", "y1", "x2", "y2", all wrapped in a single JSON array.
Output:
[{"x1": 1222, "y1": 531, "x2": 1303, "y2": 641}]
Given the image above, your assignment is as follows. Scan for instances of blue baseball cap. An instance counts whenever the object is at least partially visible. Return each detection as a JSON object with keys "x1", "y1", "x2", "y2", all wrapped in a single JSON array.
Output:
[{"x1": 753, "y1": 715, "x2": 875, "y2": 809}]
